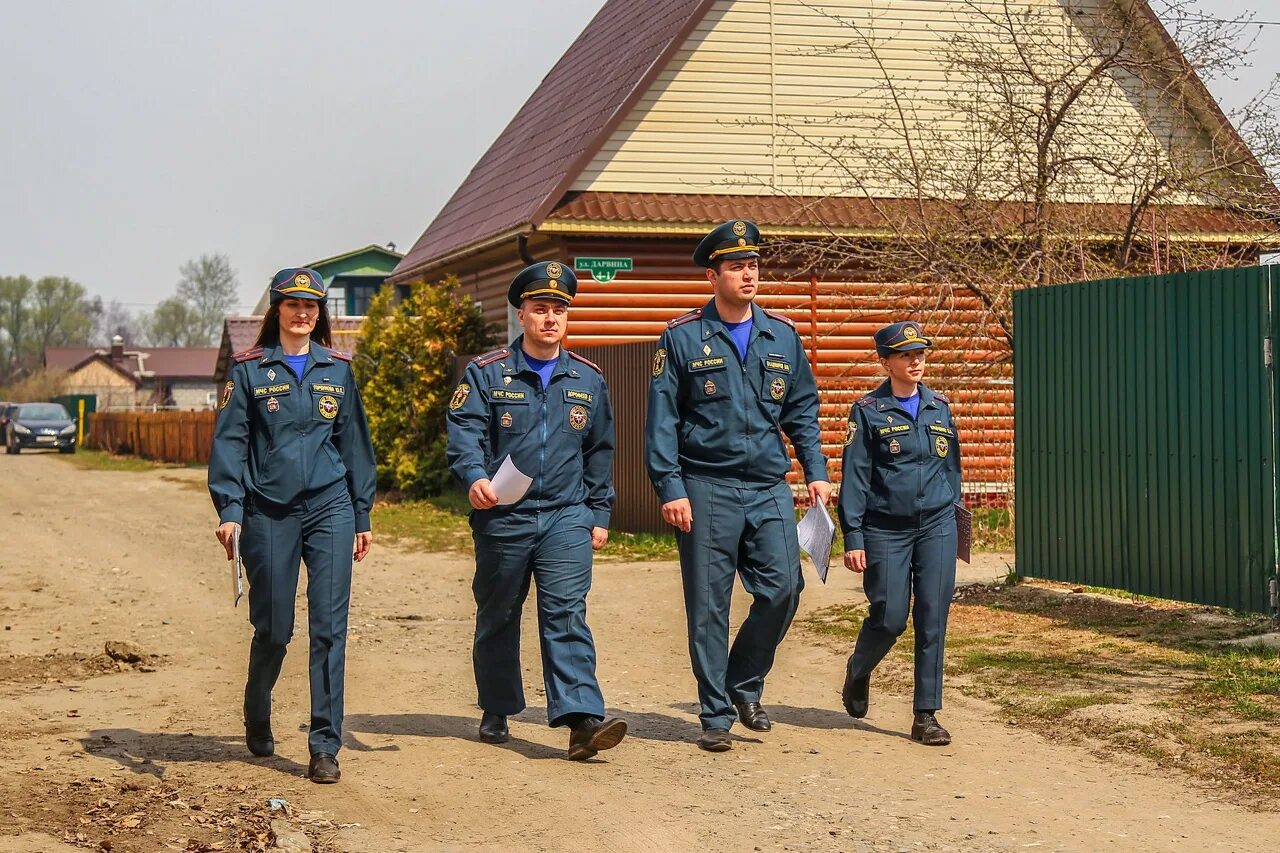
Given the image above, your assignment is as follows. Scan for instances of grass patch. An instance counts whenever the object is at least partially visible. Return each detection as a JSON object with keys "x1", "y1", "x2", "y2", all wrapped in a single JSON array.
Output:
[
  {"x1": 598, "y1": 531, "x2": 678, "y2": 561},
  {"x1": 801, "y1": 580, "x2": 1280, "y2": 806},
  {"x1": 57, "y1": 449, "x2": 174, "y2": 472},
  {"x1": 971, "y1": 507, "x2": 1014, "y2": 551},
  {"x1": 371, "y1": 494, "x2": 472, "y2": 552}
]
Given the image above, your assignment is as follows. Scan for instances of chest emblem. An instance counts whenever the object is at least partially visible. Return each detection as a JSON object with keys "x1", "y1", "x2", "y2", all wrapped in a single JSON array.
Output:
[
  {"x1": 935, "y1": 435, "x2": 949, "y2": 458},
  {"x1": 504, "y1": 376, "x2": 512, "y2": 385},
  {"x1": 887, "y1": 415, "x2": 894, "y2": 424},
  {"x1": 704, "y1": 378, "x2": 716, "y2": 396},
  {"x1": 266, "y1": 396, "x2": 280, "y2": 414},
  {"x1": 703, "y1": 343, "x2": 712, "y2": 356},
  {"x1": 317, "y1": 395, "x2": 339, "y2": 420},
  {"x1": 843, "y1": 420, "x2": 857, "y2": 446},
  {"x1": 219, "y1": 380, "x2": 234, "y2": 410},
  {"x1": 889, "y1": 438, "x2": 902, "y2": 455},
  {"x1": 569, "y1": 405, "x2": 588, "y2": 431},
  {"x1": 500, "y1": 411, "x2": 513, "y2": 428},
  {"x1": 770, "y1": 376, "x2": 786, "y2": 400},
  {"x1": 267, "y1": 368, "x2": 277, "y2": 381},
  {"x1": 652, "y1": 347, "x2": 667, "y2": 378},
  {"x1": 449, "y1": 383, "x2": 471, "y2": 411}
]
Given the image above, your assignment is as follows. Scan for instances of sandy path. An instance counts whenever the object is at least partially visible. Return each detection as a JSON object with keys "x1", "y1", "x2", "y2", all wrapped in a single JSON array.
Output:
[{"x1": 0, "y1": 452, "x2": 1274, "y2": 852}]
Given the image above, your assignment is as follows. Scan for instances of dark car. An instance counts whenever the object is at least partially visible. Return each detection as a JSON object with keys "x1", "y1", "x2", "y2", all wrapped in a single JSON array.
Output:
[{"x1": 5, "y1": 402, "x2": 77, "y2": 454}]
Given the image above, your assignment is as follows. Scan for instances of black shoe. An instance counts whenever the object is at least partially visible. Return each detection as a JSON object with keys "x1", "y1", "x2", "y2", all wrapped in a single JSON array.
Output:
[
  {"x1": 567, "y1": 716, "x2": 628, "y2": 761},
  {"x1": 910, "y1": 712, "x2": 952, "y2": 746},
  {"x1": 842, "y1": 668, "x2": 870, "y2": 719},
  {"x1": 244, "y1": 719, "x2": 274, "y2": 757},
  {"x1": 696, "y1": 728, "x2": 733, "y2": 752},
  {"x1": 478, "y1": 712, "x2": 509, "y2": 744},
  {"x1": 734, "y1": 702, "x2": 771, "y2": 732},
  {"x1": 308, "y1": 753, "x2": 340, "y2": 783}
]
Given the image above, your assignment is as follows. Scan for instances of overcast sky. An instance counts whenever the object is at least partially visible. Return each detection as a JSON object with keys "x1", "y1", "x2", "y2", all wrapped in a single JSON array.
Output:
[{"x1": 1, "y1": 0, "x2": 1276, "y2": 315}]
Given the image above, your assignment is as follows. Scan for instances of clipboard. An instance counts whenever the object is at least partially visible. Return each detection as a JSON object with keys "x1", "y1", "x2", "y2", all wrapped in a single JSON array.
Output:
[
  {"x1": 955, "y1": 502, "x2": 973, "y2": 564},
  {"x1": 232, "y1": 529, "x2": 246, "y2": 607}
]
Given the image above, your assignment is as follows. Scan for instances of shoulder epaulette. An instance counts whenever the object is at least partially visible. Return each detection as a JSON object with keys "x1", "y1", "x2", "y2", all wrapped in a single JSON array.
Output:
[
  {"x1": 667, "y1": 309, "x2": 702, "y2": 328},
  {"x1": 329, "y1": 349, "x2": 353, "y2": 363},
  {"x1": 857, "y1": 396, "x2": 878, "y2": 409},
  {"x1": 233, "y1": 347, "x2": 263, "y2": 363},
  {"x1": 933, "y1": 391, "x2": 950, "y2": 404},
  {"x1": 568, "y1": 351, "x2": 602, "y2": 373},
  {"x1": 472, "y1": 347, "x2": 510, "y2": 368},
  {"x1": 763, "y1": 308, "x2": 796, "y2": 329}
]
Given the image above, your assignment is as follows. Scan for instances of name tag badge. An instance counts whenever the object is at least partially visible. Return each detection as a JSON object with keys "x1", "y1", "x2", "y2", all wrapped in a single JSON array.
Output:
[
  {"x1": 877, "y1": 424, "x2": 911, "y2": 437},
  {"x1": 763, "y1": 359, "x2": 792, "y2": 374},
  {"x1": 563, "y1": 389, "x2": 594, "y2": 405},
  {"x1": 310, "y1": 382, "x2": 345, "y2": 396},
  {"x1": 489, "y1": 388, "x2": 528, "y2": 401},
  {"x1": 688, "y1": 356, "x2": 726, "y2": 372},
  {"x1": 928, "y1": 424, "x2": 955, "y2": 437},
  {"x1": 253, "y1": 383, "x2": 292, "y2": 398}
]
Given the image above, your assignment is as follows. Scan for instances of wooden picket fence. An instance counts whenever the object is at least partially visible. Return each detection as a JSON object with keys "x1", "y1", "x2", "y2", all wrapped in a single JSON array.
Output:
[{"x1": 87, "y1": 411, "x2": 217, "y2": 465}]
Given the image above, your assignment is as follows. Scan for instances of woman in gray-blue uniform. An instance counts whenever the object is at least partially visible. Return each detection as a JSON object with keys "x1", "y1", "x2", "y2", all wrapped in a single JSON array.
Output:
[
  {"x1": 208, "y1": 267, "x2": 376, "y2": 783},
  {"x1": 837, "y1": 321, "x2": 962, "y2": 746}
]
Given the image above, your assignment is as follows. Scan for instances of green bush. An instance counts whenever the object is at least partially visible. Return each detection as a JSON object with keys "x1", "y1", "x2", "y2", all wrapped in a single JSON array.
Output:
[{"x1": 355, "y1": 277, "x2": 496, "y2": 497}]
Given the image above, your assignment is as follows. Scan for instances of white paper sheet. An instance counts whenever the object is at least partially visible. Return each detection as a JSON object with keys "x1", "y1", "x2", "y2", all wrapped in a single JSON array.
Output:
[
  {"x1": 491, "y1": 455, "x2": 534, "y2": 505},
  {"x1": 232, "y1": 529, "x2": 245, "y2": 607},
  {"x1": 797, "y1": 503, "x2": 836, "y2": 583}
]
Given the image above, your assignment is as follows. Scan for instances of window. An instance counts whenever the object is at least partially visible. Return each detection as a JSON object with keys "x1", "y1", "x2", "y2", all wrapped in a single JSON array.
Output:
[{"x1": 327, "y1": 285, "x2": 347, "y2": 317}]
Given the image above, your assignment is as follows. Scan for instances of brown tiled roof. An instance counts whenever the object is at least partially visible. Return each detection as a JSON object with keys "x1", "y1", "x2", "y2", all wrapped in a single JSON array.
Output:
[
  {"x1": 45, "y1": 346, "x2": 220, "y2": 379},
  {"x1": 546, "y1": 192, "x2": 1273, "y2": 238},
  {"x1": 393, "y1": 0, "x2": 713, "y2": 280}
]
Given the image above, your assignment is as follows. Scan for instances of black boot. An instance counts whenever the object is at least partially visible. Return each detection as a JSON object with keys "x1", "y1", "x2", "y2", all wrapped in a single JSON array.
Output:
[
  {"x1": 244, "y1": 719, "x2": 274, "y2": 757},
  {"x1": 478, "y1": 712, "x2": 509, "y2": 744},
  {"x1": 734, "y1": 702, "x2": 772, "y2": 732},
  {"x1": 696, "y1": 728, "x2": 732, "y2": 752},
  {"x1": 910, "y1": 711, "x2": 952, "y2": 746},
  {"x1": 567, "y1": 716, "x2": 628, "y2": 761},
  {"x1": 842, "y1": 668, "x2": 870, "y2": 719},
  {"x1": 308, "y1": 753, "x2": 340, "y2": 783}
]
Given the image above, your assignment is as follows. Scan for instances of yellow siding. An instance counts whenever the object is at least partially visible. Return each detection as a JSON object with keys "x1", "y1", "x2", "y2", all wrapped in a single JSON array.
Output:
[{"x1": 571, "y1": 0, "x2": 1212, "y2": 203}]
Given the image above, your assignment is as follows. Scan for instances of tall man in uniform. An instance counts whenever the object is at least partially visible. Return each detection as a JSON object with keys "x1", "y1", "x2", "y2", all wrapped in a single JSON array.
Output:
[
  {"x1": 446, "y1": 261, "x2": 628, "y2": 761},
  {"x1": 645, "y1": 220, "x2": 831, "y2": 752}
]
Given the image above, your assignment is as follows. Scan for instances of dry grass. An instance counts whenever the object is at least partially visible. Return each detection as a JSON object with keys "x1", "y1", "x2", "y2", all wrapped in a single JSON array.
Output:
[{"x1": 803, "y1": 579, "x2": 1280, "y2": 807}]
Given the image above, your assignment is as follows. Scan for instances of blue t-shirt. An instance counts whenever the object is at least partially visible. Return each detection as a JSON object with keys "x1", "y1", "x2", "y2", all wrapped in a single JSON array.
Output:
[
  {"x1": 722, "y1": 318, "x2": 753, "y2": 361},
  {"x1": 284, "y1": 353, "x2": 308, "y2": 382},
  {"x1": 523, "y1": 351, "x2": 558, "y2": 390},
  {"x1": 896, "y1": 392, "x2": 921, "y2": 420}
]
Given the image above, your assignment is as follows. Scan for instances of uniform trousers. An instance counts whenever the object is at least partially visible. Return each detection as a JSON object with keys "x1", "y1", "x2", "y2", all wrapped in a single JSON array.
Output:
[
  {"x1": 470, "y1": 503, "x2": 605, "y2": 727},
  {"x1": 677, "y1": 476, "x2": 803, "y2": 731},
  {"x1": 847, "y1": 505, "x2": 957, "y2": 712},
  {"x1": 240, "y1": 479, "x2": 354, "y2": 756}
]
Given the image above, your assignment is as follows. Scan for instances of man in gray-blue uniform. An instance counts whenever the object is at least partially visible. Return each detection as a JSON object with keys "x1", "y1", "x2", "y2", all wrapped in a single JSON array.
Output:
[
  {"x1": 645, "y1": 219, "x2": 831, "y2": 752},
  {"x1": 446, "y1": 260, "x2": 628, "y2": 761},
  {"x1": 837, "y1": 321, "x2": 962, "y2": 746}
]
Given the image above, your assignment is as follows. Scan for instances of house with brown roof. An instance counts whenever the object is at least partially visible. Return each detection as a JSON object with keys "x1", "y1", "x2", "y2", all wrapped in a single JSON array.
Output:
[
  {"x1": 391, "y1": 0, "x2": 1277, "y2": 494},
  {"x1": 46, "y1": 338, "x2": 220, "y2": 410}
]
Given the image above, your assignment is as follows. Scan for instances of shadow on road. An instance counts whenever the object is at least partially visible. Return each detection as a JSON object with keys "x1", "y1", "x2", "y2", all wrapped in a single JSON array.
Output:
[{"x1": 81, "y1": 728, "x2": 308, "y2": 778}]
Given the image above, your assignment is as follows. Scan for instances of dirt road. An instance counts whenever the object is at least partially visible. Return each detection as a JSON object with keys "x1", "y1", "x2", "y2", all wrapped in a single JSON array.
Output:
[{"x1": 1, "y1": 453, "x2": 1276, "y2": 852}]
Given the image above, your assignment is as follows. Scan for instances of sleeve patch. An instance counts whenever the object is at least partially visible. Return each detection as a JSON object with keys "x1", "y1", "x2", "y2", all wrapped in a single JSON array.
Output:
[{"x1": 449, "y1": 383, "x2": 472, "y2": 410}]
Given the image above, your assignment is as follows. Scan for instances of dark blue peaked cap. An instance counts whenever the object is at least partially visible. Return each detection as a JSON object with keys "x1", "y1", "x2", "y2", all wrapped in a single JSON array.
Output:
[
  {"x1": 269, "y1": 268, "x2": 327, "y2": 304},
  {"x1": 507, "y1": 261, "x2": 577, "y2": 308},
  {"x1": 693, "y1": 219, "x2": 761, "y2": 267},
  {"x1": 874, "y1": 321, "x2": 933, "y2": 357}
]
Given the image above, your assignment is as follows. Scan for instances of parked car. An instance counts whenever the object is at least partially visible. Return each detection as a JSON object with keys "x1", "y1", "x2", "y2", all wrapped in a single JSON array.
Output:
[{"x1": 4, "y1": 402, "x2": 77, "y2": 454}]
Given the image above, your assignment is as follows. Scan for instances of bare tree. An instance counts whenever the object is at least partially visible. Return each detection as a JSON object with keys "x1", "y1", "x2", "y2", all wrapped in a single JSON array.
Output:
[{"x1": 763, "y1": 0, "x2": 1280, "y2": 356}]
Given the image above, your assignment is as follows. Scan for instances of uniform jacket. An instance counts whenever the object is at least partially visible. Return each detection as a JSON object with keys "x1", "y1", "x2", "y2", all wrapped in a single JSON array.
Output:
[
  {"x1": 837, "y1": 380, "x2": 963, "y2": 549},
  {"x1": 445, "y1": 338, "x2": 616, "y2": 529},
  {"x1": 645, "y1": 298, "x2": 828, "y2": 503},
  {"x1": 208, "y1": 343, "x2": 377, "y2": 531}
]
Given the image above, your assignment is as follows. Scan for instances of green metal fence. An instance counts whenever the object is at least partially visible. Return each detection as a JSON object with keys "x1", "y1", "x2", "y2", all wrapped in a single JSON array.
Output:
[{"x1": 1015, "y1": 265, "x2": 1279, "y2": 614}]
